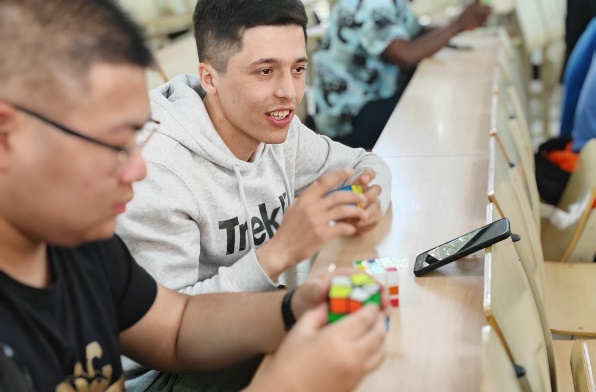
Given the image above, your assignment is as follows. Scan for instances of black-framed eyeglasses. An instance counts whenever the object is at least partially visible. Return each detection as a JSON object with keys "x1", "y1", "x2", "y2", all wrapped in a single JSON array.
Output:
[{"x1": 12, "y1": 103, "x2": 159, "y2": 167}]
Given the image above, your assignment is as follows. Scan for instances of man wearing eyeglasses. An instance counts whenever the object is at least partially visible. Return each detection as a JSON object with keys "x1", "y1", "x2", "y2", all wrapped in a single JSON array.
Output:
[{"x1": 0, "y1": 0, "x2": 387, "y2": 391}]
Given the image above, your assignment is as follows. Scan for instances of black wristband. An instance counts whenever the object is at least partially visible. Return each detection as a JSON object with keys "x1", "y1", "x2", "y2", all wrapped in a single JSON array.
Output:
[{"x1": 281, "y1": 288, "x2": 297, "y2": 331}]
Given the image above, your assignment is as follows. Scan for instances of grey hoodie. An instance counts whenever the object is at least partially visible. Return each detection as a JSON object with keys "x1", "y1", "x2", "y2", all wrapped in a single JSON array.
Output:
[{"x1": 117, "y1": 74, "x2": 391, "y2": 389}]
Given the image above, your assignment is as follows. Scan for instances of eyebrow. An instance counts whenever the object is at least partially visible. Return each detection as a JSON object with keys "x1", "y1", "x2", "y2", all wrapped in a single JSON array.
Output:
[{"x1": 248, "y1": 57, "x2": 309, "y2": 67}]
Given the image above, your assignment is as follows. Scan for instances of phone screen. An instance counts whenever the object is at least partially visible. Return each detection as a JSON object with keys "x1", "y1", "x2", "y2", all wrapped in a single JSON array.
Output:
[
  {"x1": 414, "y1": 218, "x2": 511, "y2": 276},
  {"x1": 426, "y1": 226, "x2": 489, "y2": 262},
  {"x1": 425, "y1": 220, "x2": 508, "y2": 263}
]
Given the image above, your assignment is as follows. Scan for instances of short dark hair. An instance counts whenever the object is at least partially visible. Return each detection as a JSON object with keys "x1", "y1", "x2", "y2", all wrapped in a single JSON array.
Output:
[
  {"x1": 193, "y1": 0, "x2": 308, "y2": 72},
  {"x1": 0, "y1": 0, "x2": 154, "y2": 107}
]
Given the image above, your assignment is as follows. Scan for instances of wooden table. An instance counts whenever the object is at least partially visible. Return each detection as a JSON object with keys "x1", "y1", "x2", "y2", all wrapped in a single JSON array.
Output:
[
  {"x1": 373, "y1": 32, "x2": 497, "y2": 158},
  {"x1": 309, "y1": 32, "x2": 499, "y2": 391}
]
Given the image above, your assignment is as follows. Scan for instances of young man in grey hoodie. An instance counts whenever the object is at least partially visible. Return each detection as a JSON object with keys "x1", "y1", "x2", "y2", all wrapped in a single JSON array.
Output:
[{"x1": 118, "y1": 0, "x2": 392, "y2": 389}]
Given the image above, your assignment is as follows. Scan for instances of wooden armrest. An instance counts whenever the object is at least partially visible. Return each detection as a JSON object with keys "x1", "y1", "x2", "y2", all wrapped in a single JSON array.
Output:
[
  {"x1": 571, "y1": 340, "x2": 596, "y2": 392},
  {"x1": 544, "y1": 262, "x2": 596, "y2": 336}
]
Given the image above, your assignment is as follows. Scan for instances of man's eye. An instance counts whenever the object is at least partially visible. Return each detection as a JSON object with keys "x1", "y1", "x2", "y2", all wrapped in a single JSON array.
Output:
[
  {"x1": 260, "y1": 69, "x2": 272, "y2": 75},
  {"x1": 294, "y1": 66, "x2": 307, "y2": 74}
]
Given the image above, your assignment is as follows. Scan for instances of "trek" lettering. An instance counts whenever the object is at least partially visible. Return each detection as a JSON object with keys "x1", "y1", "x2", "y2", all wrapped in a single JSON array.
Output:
[{"x1": 218, "y1": 192, "x2": 287, "y2": 255}]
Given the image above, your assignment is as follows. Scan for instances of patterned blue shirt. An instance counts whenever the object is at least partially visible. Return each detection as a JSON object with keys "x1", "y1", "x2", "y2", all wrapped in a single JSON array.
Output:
[{"x1": 313, "y1": 0, "x2": 422, "y2": 138}]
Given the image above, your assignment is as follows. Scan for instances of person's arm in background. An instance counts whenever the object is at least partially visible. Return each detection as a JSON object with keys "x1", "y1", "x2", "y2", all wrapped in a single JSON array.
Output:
[
  {"x1": 120, "y1": 269, "x2": 388, "y2": 392},
  {"x1": 383, "y1": 0, "x2": 491, "y2": 68}
]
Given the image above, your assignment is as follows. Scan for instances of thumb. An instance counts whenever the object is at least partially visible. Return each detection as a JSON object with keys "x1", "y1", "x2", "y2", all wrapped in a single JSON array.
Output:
[{"x1": 293, "y1": 304, "x2": 328, "y2": 333}]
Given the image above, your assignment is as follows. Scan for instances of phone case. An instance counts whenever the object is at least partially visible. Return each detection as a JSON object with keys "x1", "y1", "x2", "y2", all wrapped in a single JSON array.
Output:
[{"x1": 413, "y1": 218, "x2": 511, "y2": 277}]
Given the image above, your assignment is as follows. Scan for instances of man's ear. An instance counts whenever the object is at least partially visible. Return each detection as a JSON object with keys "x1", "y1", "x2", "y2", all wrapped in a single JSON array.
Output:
[
  {"x1": 198, "y1": 62, "x2": 218, "y2": 95},
  {"x1": 0, "y1": 102, "x2": 17, "y2": 171}
]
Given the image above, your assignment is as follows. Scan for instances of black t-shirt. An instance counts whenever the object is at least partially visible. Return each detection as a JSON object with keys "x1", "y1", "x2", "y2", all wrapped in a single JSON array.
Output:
[{"x1": 0, "y1": 235, "x2": 157, "y2": 391}]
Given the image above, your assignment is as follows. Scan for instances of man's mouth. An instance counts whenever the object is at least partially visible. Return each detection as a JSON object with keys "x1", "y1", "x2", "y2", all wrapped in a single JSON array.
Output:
[{"x1": 268, "y1": 110, "x2": 291, "y2": 120}]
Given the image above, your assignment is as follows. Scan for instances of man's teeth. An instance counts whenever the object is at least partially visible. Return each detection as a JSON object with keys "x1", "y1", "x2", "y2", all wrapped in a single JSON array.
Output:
[{"x1": 269, "y1": 110, "x2": 290, "y2": 120}]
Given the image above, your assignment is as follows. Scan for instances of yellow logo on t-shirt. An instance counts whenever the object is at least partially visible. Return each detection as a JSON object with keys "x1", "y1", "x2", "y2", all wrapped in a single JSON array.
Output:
[{"x1": 55, "y1": 342, "x2": 124, "y2": 391}]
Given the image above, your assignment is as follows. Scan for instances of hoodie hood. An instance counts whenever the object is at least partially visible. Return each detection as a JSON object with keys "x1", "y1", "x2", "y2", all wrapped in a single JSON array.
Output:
[{"x1": 150, "y1": 73, "x2": 267, "y2": 173}]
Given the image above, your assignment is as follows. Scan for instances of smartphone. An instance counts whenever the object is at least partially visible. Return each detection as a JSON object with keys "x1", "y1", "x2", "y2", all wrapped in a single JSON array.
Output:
[{"x1": 413, "y1": 218, "x2": 510, "y2": 277}]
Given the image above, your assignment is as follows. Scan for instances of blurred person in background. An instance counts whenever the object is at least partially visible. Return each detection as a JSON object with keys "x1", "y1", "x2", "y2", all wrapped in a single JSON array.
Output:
[{"x1": 312, "y1": 0, "x2": 490, "y2": 149}]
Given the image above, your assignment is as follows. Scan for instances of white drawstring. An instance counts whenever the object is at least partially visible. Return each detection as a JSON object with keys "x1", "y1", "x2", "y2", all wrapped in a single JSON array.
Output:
[
  {"x1": 233, "y1": 146, "x2": 292, "y2": 251},
  {"x1": 269, "y1": 146, "x2": 294, "y2": 206},
  {"x1": 233, "y1": 165, "x2": 256, "y2": 249}
]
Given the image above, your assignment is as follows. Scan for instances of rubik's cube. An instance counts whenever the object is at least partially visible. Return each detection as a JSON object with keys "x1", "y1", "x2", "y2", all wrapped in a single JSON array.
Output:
[
  {"x1": 338, "y1": 184, "x2": 363, "y2": 194},
  {"x1": 327, "y1": 273, "x2": 381, "y2": 324},
  {"x1": 336, "y1": 184, "x2": 363, "y2": 207},
  {"x1": 353, "y1": 257, "x2": 400, "y2": 307}
]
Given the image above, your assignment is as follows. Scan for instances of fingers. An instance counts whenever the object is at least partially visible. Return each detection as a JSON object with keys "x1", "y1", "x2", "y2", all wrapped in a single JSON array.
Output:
[
  {"x1": 293, "y1": 304, "x2": 328, "y2": 334},
  {"x1": 324, "y1": 305, "x2": 386, "y2": 371},
  {"x1": 292, "y1": 275, "x2": 333, "y2": 318},
  {"x1": 298, "y1": 167, "x2": 376, "y2": 214},
  {"x1": 297, "y1": 269, "x2": 389, "y2": 323},
  {"x1": 328, "y1": 304, "x2": 381, "y2": 340},
  {"x1": 350, "y1": 169, "x2": 376, "y2": 187},
  {"x1": 321, "y1": 192, "x2": 370, "y2": 229},
  {"x1": 327, "y1": 202, "x2": 368, "y2": 222},
  {"x1": 360, "y1": 185, "x2": 381, "y2": 219},
  {"x1": 330, "y1": 184, "x2": 381, "y2": 232},
  {"x1": 361, "y1": 169, "x2": 376, "y2": 184},
  {"x1": 325, "y1": 221, "x2": 358, "y2": 238},
  {"x1": 303, "y1": 168, "x2": 355, "y2": 199},
  {"x1": 363, "y1": 184, "x2": 381, "y2": 203},
  {"x1": 298, "y1": 267, "x2": 350, "y2": 308},
  {"x1": 323, "y1": 187, "x2": 368, "y2": 209},
  {"x1": 334, "y1": 310, "x2": 387, "y2": 372},
  {"x1": 357, "y1": 314, "x2": 387, "y2": 371},
  {"x1": 357, "y1": 199, "x2": 381, "y2": 227}
]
